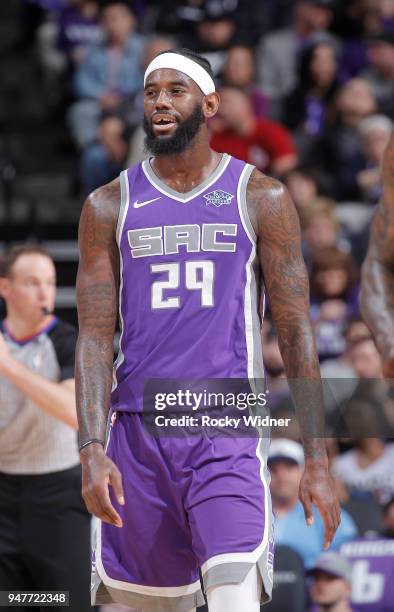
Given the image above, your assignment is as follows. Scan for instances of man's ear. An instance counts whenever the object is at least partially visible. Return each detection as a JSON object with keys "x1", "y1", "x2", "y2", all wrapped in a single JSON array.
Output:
[
  {"x1": 0, "y1": 277, "x2": 10, "y2": 300},
  {"x1": 203, "y1": 91, "x2": 220, "y2": 119}
]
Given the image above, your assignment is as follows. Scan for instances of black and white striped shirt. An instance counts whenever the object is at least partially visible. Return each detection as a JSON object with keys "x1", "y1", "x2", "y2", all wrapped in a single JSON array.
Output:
[{"x1": 0, "y1": 318, "x2": 79, "y2": 474}]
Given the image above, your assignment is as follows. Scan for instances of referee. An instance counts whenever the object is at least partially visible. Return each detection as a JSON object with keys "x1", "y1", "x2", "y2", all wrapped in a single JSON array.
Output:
[{"x1": 0, "y1": 245, "x2": 91, "y2": 611}]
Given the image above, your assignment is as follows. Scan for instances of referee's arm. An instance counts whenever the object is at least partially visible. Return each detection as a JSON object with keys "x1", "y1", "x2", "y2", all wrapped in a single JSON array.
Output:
[{"x1": 0, "y1": 332, "x2": 77, "y2": 429}]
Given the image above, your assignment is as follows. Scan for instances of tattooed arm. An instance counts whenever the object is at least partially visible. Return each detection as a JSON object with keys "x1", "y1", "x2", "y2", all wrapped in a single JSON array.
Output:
[
  {"x1": 76, "y1": 179, "x2": 124, "y2": 527},
  {"x1": 247, "y1": 170, "x2": 340, "y2": 548},
  {"x1": 361, "y1": 134, "x2": 394, "y2": 377}
]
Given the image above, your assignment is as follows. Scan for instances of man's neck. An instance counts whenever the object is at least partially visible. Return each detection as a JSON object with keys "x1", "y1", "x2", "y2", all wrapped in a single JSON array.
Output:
[
  {"x1": 295, "y1": 20, "x2": 315, "y2": 39},
  {"x1": 4, "y1": 314, "x2": 54, "y2": 341},
  {"x1": 235, "y1": 115, "x2": 256, "y2": 138},
  {"x1": 318, "y1": 600, "x2": 352, "y2": 612},
  {"x1": 108, "y1": 36, "x2": 128, "y2": 50},
  {"x1": 151, "y1": 135, "x2": 222, "y2": 194},
  {"x1": 273, "y1": 497, "x2": 298, "y2": 516},
  {"x1": 357, "y1": 438, "x2": 385, "y2": 464}
]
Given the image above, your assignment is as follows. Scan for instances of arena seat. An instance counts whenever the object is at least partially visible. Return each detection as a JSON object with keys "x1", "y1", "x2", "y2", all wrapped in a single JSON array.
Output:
[
  {"x1": 342, "y1": 494, "x2": 384, "y2": 536},
  {"x1": 264, "y1": 545, "x2": 306, "y2": 612}
]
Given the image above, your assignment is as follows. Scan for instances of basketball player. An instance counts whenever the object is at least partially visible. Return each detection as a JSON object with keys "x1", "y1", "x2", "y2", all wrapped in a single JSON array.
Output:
[
  {"x1": 76, "y1": 49, "x2": 340, "y2": 611},
  {"x1": 361, "y1": 134, "x2": 394, "y2": 377}
]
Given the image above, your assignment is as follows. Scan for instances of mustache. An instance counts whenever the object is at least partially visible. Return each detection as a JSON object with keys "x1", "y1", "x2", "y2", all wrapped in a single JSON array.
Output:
[{"x1": 143, "y1": 104, "x2": 205, "y2": 156}]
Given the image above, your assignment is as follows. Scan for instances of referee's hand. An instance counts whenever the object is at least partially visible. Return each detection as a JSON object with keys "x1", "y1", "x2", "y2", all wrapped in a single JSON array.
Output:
[{"x1": 80, "y1": 443, "x2": 125, "y2": 528}]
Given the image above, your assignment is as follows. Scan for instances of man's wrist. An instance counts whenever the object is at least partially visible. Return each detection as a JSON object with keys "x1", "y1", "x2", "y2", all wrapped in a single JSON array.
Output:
[
  {"x1": 79, "y1": 438, "x2": 105, "y2": 453},
  {"x1": 304, "y1": 454, "x2": 329, "y2": 471}
]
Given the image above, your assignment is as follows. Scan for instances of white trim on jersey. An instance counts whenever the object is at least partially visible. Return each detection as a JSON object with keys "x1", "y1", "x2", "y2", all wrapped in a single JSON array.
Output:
[
  {"x1": 112, "y1": 170, "x2": 130, "y2": 391},
  {"x1": 95, "y1": 521, "x2": 201, "y2": 597},
  {"x1": 200, "y1": 435, "x2": 271, "y2": 576},
  {"x1": 237, "y1": 163, "x2": 257, "y2": 380},
  {"x1": 141, "y1": 153, "x2": 231, "y2": 203}
]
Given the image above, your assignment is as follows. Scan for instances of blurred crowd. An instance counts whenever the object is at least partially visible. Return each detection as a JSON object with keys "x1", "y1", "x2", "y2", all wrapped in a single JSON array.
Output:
[{"x1": 6, "y1": 0, "x2": 394, "y2": 610}]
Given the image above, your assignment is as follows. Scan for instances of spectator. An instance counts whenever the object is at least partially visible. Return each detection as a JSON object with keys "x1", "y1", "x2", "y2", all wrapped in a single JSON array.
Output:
[
  {"x1": 307, "y1": 552, "x2": 353, "y2": 612},
  {"x1": 317, "y1": 78, "x2": 377, "y2": 200},
  {"x1": 210, "y1": 86, "x2": 298, "y2": 176},
  {"x1": 309, "y1": 247, "x2": 359, "y2": 361},
  {"x1": 283, "y1": 165, "x2": 323, "y2": 210},
  {"x1": 332, "y1": 339, "x2": 394, "y2": 503},
  {"x1": 330, "y1": 332, "x2": 394, "y2": 442},
  {"x1": 300, "y1": 198, "x2": 348, "y2": 258},
  {"x1": 157, "y1": 2, "x2": 243, "y2": 76},
  {"x1": 338, "y1": 0, "x2": 384, "y2": 82},
  {"x1": 0, "y1": 245, "x2": 91, "y2": 611},
  {"x1": 193, "y1": 8, "x2": 236, "y2": 75},
  {"x1": 261, "y1": 326, "x2": 290, "y2": 412},
  {"x1": 362, "y1": 31, "x2": 394, "y2": 119},
  {"x1": 221, "y1": 45, "x2": 270, "y2": 118},
  {"x1": 153, "y1": 0, "x2": 262, "y2": 64},
  {"x1": 68, "y1": 0, "x2": 144, "y2": 148},
  {"x1": 319, "y1": 315, "x2": 371, "y2": 382},
  {"x1": 57, "y1": 0, "x2": 103, "y2": 73},
  {"x1": 283, "y1": 41, "x2": 340, "y2": 162},
  {"x1": 80, "y1": 113, "x2": 128, "y2": 195},
  {"x1": 269, "y1": 438, "x2": 358, "y2": 568},
  {"x1": 319, "y1": 317, "x2": 368, "y2": 409},
  {"x1": 257, "y1": 0, "x2": 339, "y2": 119},
  {"x1": 347, "y1": 334, "x2": 384, "y2": 380},
  {"x1": 357, "y1": 114, "x2": 393, "y2": 204}
]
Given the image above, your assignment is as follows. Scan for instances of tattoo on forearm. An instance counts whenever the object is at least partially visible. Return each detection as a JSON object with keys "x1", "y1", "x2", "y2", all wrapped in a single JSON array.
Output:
[
  {"x1": 361, "y1": 195, "x2": 394, "y2": 360},
  {"x1": 76, "y1": 181, "x2": 120, "y2": 445},
  {"x1": 247, "y1": 171, "x2": 326, "y2": 459}
]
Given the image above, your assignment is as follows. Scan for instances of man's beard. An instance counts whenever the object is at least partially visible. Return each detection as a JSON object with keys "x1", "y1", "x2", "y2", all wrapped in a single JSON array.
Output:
[{"x1": 143, "y1": 104, "x2": 205, "y2": 156}]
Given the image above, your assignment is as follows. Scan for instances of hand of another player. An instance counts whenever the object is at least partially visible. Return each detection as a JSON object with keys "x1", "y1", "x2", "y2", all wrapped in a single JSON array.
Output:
[
  {"x1": 80, "y1": 443, "x2": 125, "y2": 528},
  {"x1": 299, "y1": 458, "x2": 341, "y2": 550}
]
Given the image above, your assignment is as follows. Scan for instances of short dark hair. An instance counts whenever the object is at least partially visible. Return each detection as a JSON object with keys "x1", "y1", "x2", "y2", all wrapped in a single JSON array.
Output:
[
  {"x1": 0, "y1": 244, "x2": 53, "y2": 278},
  {"x1": 99, "y1": 0, "x2": 135, "y2": 15},
  {"x1": 157, "y1": 48, "x2": 214, "y2": 80}
]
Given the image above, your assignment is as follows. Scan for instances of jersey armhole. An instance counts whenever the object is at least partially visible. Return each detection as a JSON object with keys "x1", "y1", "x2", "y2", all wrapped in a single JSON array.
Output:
[
  {"x1": 237, "y1": 163, "x2": 257, "y2": 244},
  {"x1": 116, "y1": 170, "x2": 130, "y2": 246}
]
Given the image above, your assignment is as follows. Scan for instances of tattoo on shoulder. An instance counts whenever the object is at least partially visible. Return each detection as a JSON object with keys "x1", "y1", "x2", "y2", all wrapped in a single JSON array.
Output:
[
  {"x1": 246, "y1": 169, "x2": 298, "y2": 234},
  {"x1": 79, "y1": 179, "x2": 121, "y2": 249}
]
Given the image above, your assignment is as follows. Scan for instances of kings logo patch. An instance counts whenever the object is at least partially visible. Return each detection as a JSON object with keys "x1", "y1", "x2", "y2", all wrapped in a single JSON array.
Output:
[{"x1": 203, "y1": 189, "x2": 234, "y2": 207}]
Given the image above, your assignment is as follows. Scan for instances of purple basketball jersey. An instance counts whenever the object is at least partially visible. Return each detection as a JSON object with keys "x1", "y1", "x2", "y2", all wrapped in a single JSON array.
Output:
[{"x1": 111, "y1": 154, "x2": 264, "y2": 413}]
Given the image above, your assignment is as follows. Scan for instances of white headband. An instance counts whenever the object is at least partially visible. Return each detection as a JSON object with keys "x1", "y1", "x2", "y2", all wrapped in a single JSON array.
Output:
[{"x1": 144, "y1": 52, "x2": 216, "y2": 96}]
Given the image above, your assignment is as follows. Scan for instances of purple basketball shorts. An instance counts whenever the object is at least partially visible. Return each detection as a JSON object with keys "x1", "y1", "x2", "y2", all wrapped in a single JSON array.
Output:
[{"x1": 91, "y1": 412, "x2": 274, "y2": 611}]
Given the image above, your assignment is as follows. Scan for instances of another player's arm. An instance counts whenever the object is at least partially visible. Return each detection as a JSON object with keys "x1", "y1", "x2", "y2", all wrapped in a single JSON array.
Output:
[
  {"x1": 247, "y1": 170, "x2": 340, "y2": 548},
  {"x1": 76, "y1": 179, "x2": 124, "y2": 527},
  {"x1": 361, "y1": 135, "x2": 394, "y2": 377}
]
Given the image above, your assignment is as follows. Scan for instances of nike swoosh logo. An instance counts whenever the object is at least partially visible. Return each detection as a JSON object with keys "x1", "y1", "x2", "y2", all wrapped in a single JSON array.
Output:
[{"x1": 133, "y1": 197, "x2": 162, "y2": 208}]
